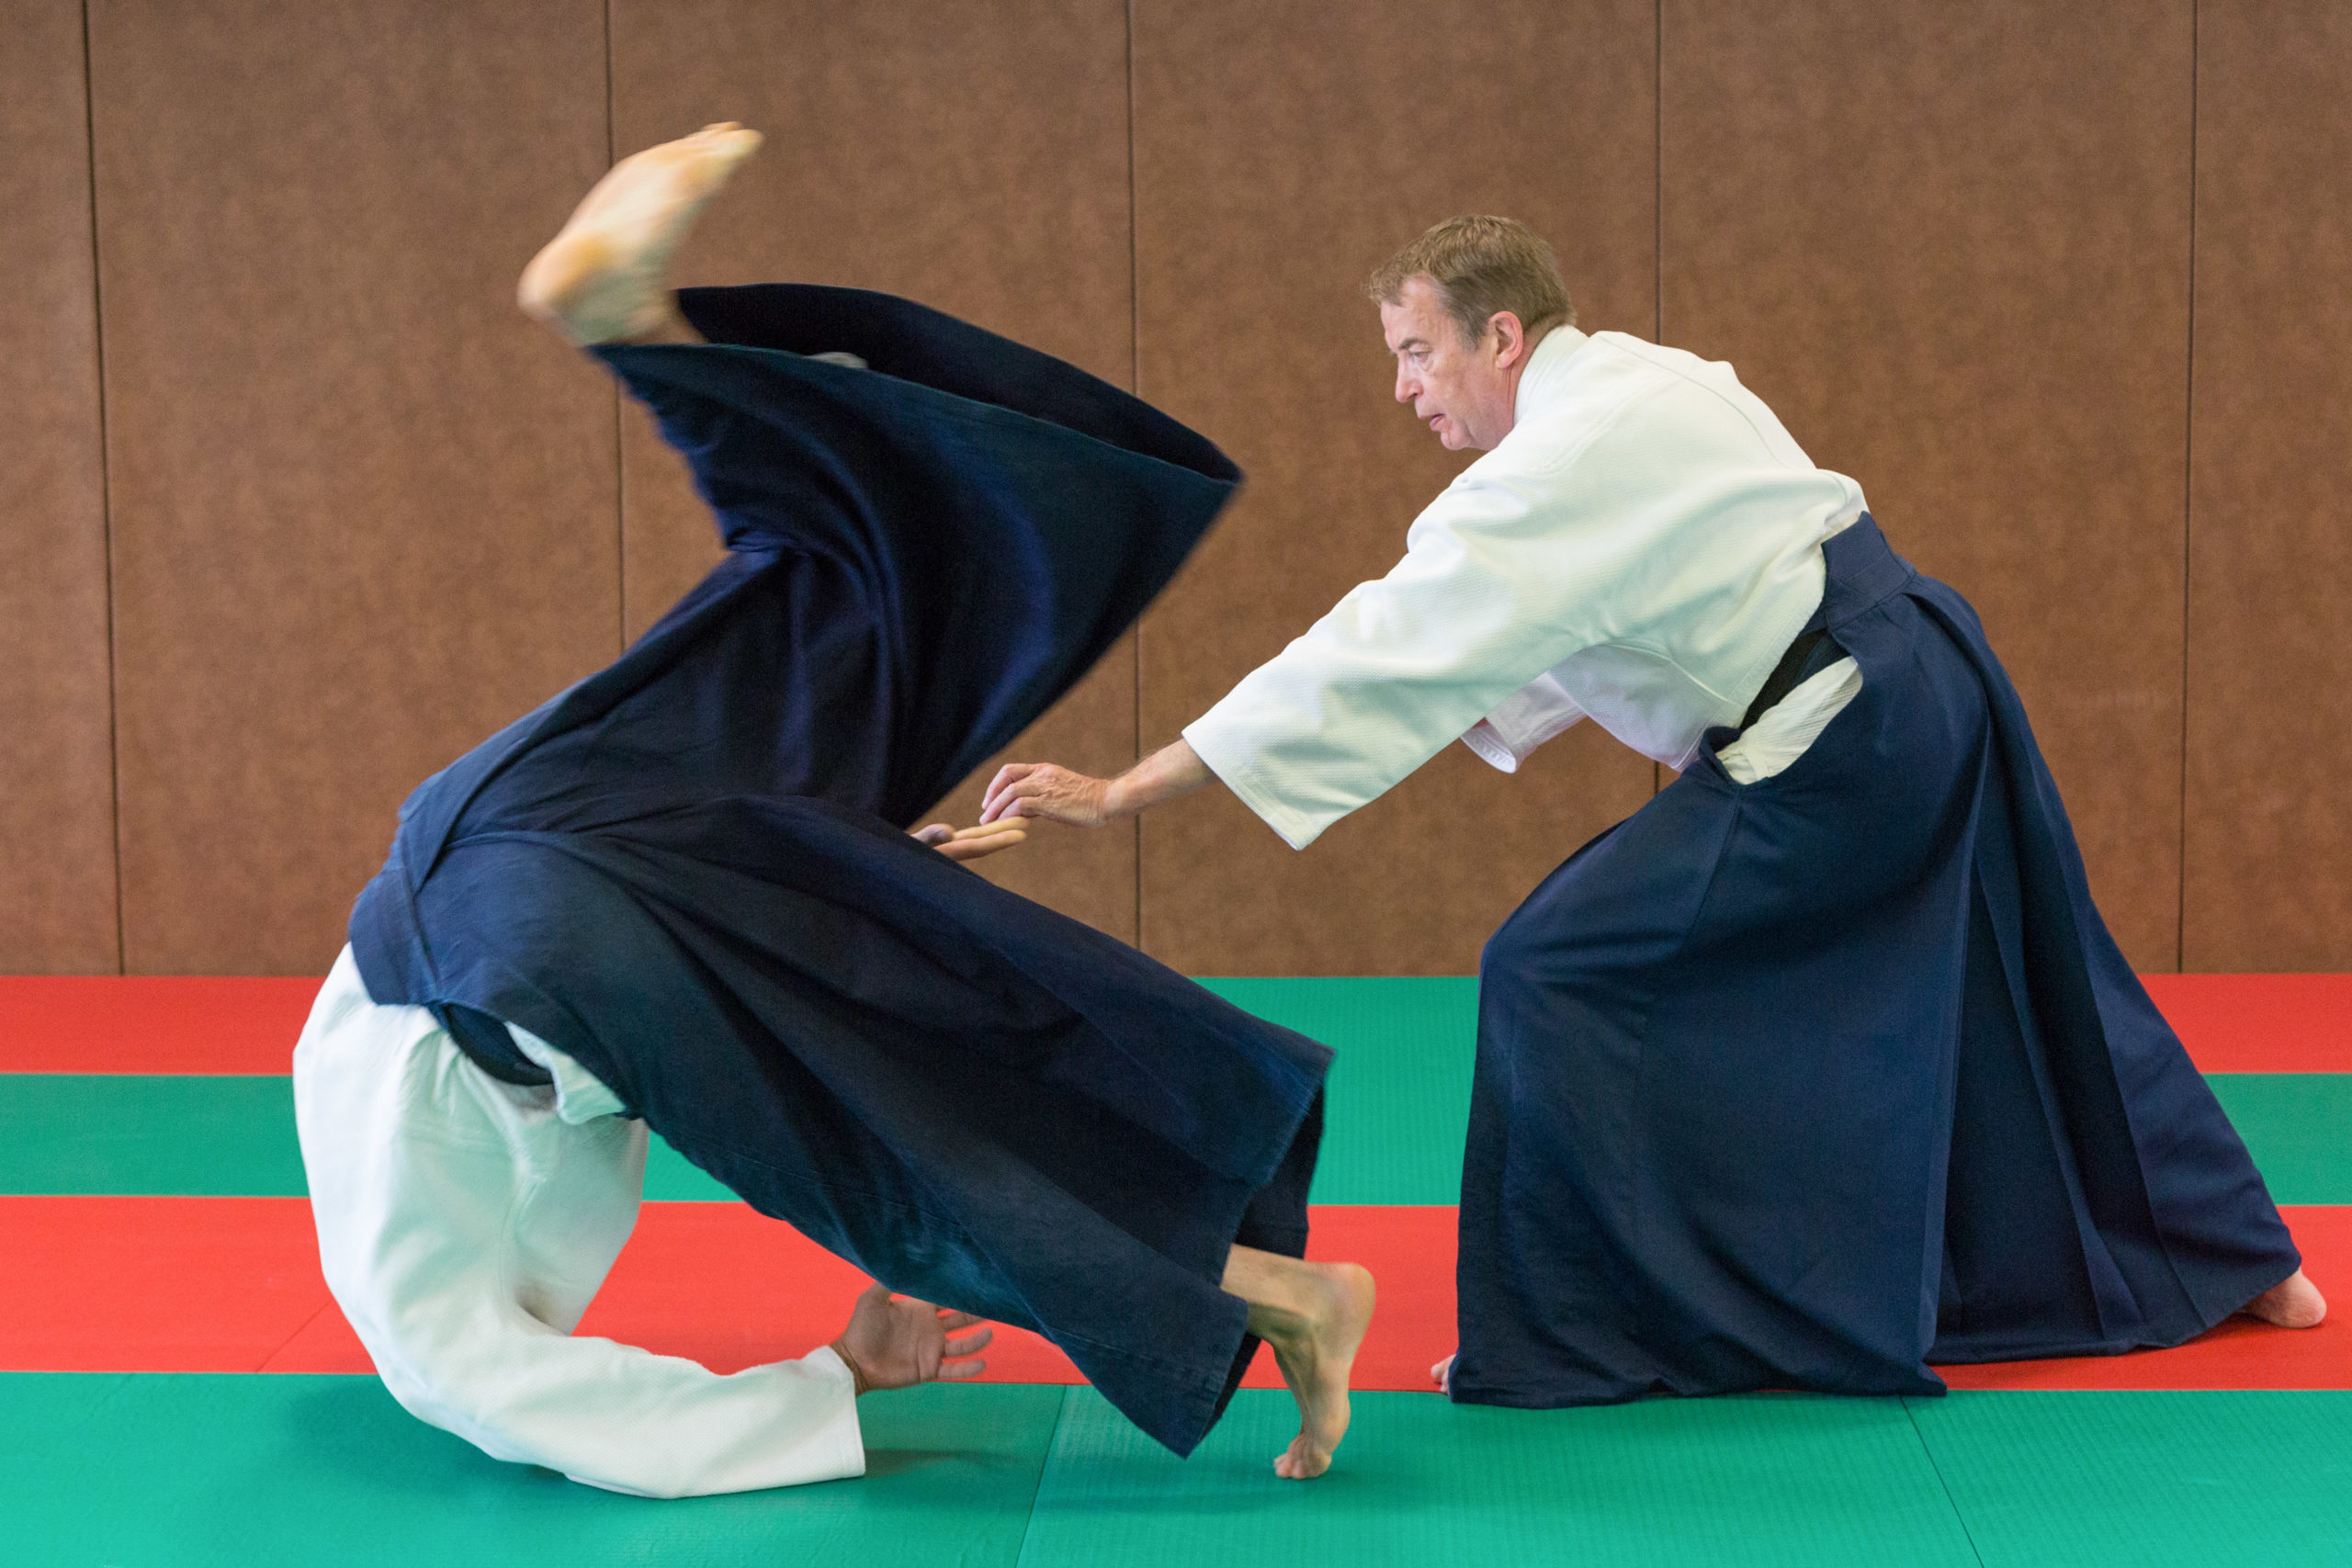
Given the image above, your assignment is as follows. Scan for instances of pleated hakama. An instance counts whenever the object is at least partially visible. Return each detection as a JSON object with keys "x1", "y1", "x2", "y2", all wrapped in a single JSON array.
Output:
[{"x1": 1452, "y1": 516, "x2": 2299, "y2": 1407}]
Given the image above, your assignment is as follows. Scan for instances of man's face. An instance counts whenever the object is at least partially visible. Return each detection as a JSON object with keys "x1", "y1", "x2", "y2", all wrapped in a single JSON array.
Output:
[{"x1": 1381, "y1": 276, "x2": 1514, "y2": 452}]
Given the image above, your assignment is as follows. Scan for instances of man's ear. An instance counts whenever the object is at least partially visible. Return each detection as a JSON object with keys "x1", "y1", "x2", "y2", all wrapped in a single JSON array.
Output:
[{"x1": 1488, "y1": 310, "x2": 1529, "y2": 369}]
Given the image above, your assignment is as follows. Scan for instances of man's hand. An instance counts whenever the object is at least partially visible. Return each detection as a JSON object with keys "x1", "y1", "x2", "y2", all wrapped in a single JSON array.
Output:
[
  {"x1": 978, "y1": 763, "x2": 1116, "y2": 827},
  {"x1": 981, "y1": 739, "x2": 1216, "y2": 828},
  {"x1": 828, "y1": 1283, "x2": 993, "y2": 1393},
  {"x1": 910, "y1": 821, "x2": 1026, "y2": 863}
]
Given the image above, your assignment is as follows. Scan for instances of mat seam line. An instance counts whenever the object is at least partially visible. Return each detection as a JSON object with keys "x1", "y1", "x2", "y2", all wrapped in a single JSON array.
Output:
[
  {"x1": 81, "y1": 0, "x2": 128, "y2": 976},
  {"x1": 1125, "y1": 0, "x2": 1147, "y2": 954},
  {"x1": 1903, "y1": 1396, "x2": 1988, "y2": 1567},
  {"x1": 1009, "y1": 1383, "x2": 1068, "y2": 1568},
  {"x1": 2176, "y1": 0, "x2": 2198, "y2": 972},
  {"x1": 1651, "y1": 0, "x2": 1665, "y2": 804},
  {"x1": 251, "y1": 1299, "x2": 339, "y2": 1373},
  {"x1": 605, "y1": 0, "x2": 627, "y2": 657}
]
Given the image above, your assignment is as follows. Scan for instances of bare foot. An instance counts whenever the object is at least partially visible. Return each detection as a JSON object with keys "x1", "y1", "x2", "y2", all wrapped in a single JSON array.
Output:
[
  {"x1": 1430, "y1": 1352, "x2": 1454, "y2": 1393},
  {"x1": 1222, "y1": 1247, "x2": 1375, "y2": 1480},
  {"x1": 2239, "y1": 1269, "x2": 2327, "y2": 1329},
  {"x1": 517, "y1": 122, "x2": 763, "y2": 345}
]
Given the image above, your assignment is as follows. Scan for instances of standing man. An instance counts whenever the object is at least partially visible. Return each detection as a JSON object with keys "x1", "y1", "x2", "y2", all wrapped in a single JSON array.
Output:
[{"x1": 981, "y1": 216, "x2": 2322, "y2": 1407}]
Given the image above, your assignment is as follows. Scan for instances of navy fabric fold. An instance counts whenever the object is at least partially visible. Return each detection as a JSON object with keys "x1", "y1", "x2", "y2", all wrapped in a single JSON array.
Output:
[
  {"x1": 349, "y1": 285, "x2": 1325, "y2": 1457},
  {"x1": 1450, "y1": 514, "x2": 2298, "y2": 1408}
]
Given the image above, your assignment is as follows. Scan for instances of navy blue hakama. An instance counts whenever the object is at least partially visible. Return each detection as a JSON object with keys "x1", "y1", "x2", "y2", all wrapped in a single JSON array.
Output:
[
  {"x1": 347, "y1": 285, "x2": 1331, "y2": 1457},
  {"x1": 1452, "y1": 515, "x2": 2301, "y2": 1406}
]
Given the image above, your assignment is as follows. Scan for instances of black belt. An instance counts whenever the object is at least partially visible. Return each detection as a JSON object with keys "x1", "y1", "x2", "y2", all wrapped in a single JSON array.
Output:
[
  {"x1": 437, "y1": 1002, "x2": 555, "y2": 1087},
  {"x1": 1737, "y1": 626, "x2": 1846, "y2": 734}
]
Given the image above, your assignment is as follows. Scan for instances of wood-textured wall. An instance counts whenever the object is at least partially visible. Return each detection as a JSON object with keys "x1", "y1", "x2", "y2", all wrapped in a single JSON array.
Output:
[
  {"x1": 1, "y1": 1, "x2": 119, "y2": 973},
  {"x1": 4, "y1": 0, "x2": 2344, "y2": 976}
]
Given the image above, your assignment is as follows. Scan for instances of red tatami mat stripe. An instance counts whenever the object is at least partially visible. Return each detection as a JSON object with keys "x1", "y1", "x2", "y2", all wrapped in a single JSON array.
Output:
[
  {"x1": 0, "y1": 977, "x2": 322, "y2": 1074},
  {"x1": 1936, "y1": 1207, "x2": 2352, "y2": 1389},
  {"x1": 6, "y1": 973, "x2": 2348, "y2": 1075},
  {"x1": 2139, "y1": 974, "x2": 2352, "y2": 1073},
  {"x1": 0, "y1": 1200, "x2": 1455, "y2": 1393},
  {"x1": 4, "y1": 1198, "x2": 2341, "y2": 1392}
]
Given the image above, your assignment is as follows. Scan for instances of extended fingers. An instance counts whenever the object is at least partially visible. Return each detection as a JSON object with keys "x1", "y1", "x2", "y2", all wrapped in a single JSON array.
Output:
[
  {"x1": 943, "y1": 1325, "x2": 994, "y2": 1358},
  {"x1": 933, "y1": 1355, "x2": 988, "y2": 1381},
  {"x1": 982, "y1": 772, "x2": 1072, "y2": 825},
  {"x1": 979, "y1": 766, "x2": 1063, "y2": 824},
  {"x1": 937, "y1": 825, "x2": 1025, "y2": 863},
  {"x1": 981, "y1": 761, "x2": 1041, "y2": 820}
]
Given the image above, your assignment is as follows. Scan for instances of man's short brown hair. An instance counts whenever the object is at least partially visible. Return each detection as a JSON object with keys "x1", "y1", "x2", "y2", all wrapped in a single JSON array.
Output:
[{"x1": 1365, "y1": 216, "x2": 1575, "y2": 345}]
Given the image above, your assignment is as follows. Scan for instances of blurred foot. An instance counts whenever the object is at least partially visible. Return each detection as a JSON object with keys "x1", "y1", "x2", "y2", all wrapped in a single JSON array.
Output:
[{"x1": 517, "y1": 122, "x2": 762, "y2": 345}]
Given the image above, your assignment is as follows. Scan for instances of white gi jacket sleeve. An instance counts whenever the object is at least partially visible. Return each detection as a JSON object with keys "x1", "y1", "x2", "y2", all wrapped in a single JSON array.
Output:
[
  {"x1": 1186, "y1": 444, "x2": 1610, "y2": 848},
  {"x1": 292, "y1": 946, "x2": 864, "y2": 1498},
  {"x1": 1182, "y1": 328, "x2": 1864, "y2": 848}
]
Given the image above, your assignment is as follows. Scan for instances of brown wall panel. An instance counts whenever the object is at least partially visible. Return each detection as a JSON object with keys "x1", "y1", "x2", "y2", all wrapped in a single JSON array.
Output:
[
  {"x1": 611, "y1": 0, "x2": 1142, "y2": 942},
  {"x1": 1130, "y1": 0, "x2": 1659, "y2": 976},
  {"x1": 0, "y1": 2, "x2": 119, "y2": 973},
  {"x1": 92, "y1": 0, "x2": 619, "y2": 974},
  {"x1": 2183, "y1": 2, "x2": 2352, "y2": 969},
  {"x1": 1663, "y1": 1, "x2": 2194, "y2": 970},
  {"x1": 24, "y1": 4, "x2": 2335, "y2": 976}
]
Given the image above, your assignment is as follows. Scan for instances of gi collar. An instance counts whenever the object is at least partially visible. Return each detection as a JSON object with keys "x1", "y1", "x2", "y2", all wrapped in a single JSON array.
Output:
[{"x1": 1512, "y1": 324, "x2": 1592, "y2": 427}]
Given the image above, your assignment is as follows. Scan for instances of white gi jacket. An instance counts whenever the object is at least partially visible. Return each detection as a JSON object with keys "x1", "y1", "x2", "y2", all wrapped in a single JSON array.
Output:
[
  {"x1": 292, "y1": 945, "x2": 865, "y2": 1497},
  {"x1": 1184, "y1": 327, "x2": 1868, "y2": 849}
]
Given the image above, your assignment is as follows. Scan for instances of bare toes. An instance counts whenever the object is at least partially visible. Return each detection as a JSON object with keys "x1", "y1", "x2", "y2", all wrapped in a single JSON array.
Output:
[
  {"x1": 1274, "y1": 1436, "x2": 1330, "y2": 1481},
  {"x1": 2241, "y1": 1269, "x2": 2327, "y2": 1329},
  {"x1": 516, "y1": 126, "x2": 763, "y2": 344}
]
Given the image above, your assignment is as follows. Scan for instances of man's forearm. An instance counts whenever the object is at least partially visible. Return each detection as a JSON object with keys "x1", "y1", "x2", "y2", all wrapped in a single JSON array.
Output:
[{"x1": 1105, "y1": 739, "x2": 1213, "y2": 818}]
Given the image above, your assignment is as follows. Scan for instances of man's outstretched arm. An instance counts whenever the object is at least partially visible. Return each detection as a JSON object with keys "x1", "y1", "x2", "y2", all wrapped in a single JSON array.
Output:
[{"x1": 978, "y1": 738, "x2": 1212, "y2": 827}]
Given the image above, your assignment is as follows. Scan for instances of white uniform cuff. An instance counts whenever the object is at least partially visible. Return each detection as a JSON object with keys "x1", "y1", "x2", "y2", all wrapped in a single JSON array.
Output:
[{"x1": 1183, "y1": 719, "x2": 1327, "y2": 850}]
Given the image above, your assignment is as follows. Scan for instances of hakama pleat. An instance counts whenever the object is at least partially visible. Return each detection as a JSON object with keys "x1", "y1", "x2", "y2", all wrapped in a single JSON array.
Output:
[
  {"x1": 1451, "y1": 515, "x2": 2298, "y2": 1407},
  {"x1": 349, "y1": 285, "x2": 1329, "y2": 1456}
]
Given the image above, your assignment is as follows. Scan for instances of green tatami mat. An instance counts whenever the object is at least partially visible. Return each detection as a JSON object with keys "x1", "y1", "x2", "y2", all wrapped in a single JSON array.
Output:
[
  {"x1": 648, "y1": 1137, "x2": 741, "y2": 1199},
  {"x1": 0, "y1": 1076, "x2": 306, "y2": 1196},
  {"x1": 0, "y1": 1073, "x2": 733, "y2": 1200},
  {"x1": 9, "y1": 1375, "x2": 2350, "y2": 1566},
  {"x1": 2205, "y1": 1075, "x2": 2352, "y2": 1205},
  {"x1": 1909, "y1": 1391, "x2": 2352, "y2": 1567},
  {"x1": 6, "y1": 1043, "x2": 2345, "y2": 1209},
  {"x1": 0, "y1": 976, "x2": 1487, "y2": 1202},
  {"x1": 1017, "y1": 1387, "x2": 1978, "y2": 1568},
  {"x1": 1199, "y1": 976, "x2": 1479, "y2": 1203},
  {"x1": 0, "y1": 1374, "x2": 1065, "y2": 1568}
]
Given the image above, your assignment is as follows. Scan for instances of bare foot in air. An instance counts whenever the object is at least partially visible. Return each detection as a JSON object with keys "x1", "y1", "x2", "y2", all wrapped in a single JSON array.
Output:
[
  {"x1": 1223, "y1": 1247, "x2": 1375, "y2": 1480},
  {"x1": 2239, "y1": 1269, "x2": 2327, "y2": 1329},
  {"x1": 517, "y1": 122, "x2": 763, "y2": 345}
]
